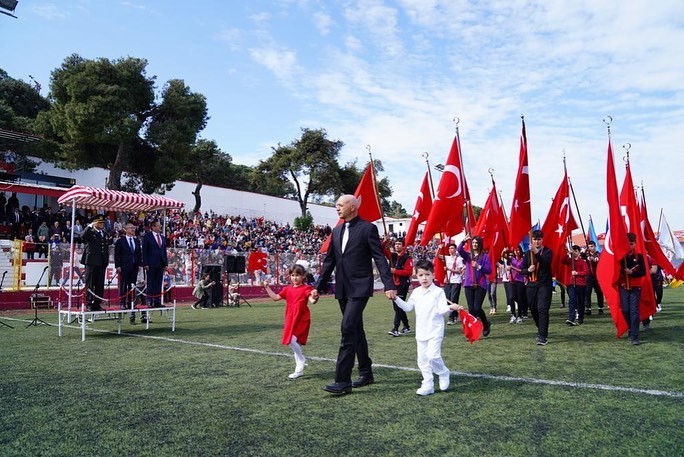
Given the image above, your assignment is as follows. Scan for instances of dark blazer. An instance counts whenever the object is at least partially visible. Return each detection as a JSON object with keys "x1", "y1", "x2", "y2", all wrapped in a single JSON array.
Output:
[
  {"x1": 317, "y1": 216, "x2": 394, "y2": 299},
  {"x1": 114, "y1": 236, "x2": 142, "y2": 272},
  {"x1": 80, "y1": 225, "x2": 109, "y2": 266},
  {"x1": 142, "y1": 230, "x2": 168, "y2": 269}
]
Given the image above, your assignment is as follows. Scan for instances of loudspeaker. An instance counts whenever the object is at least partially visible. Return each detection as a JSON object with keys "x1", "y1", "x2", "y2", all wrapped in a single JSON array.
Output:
[
  {"x1": 225, "y1": 255, "x2": 246, "y2": 274},
  {"x1": 202, "y1": 264, "x2": 223, "y2": 306}
]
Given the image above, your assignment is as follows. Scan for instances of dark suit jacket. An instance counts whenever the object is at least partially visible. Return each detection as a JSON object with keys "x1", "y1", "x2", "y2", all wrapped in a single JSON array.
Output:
[
  {"x1": 80, "y1": 226, "x2": 109, "y2": 266},
  {"x1": 317, "y1": 216, "x2": 394, "y2": 299},
  {"x1": 142, "y1": 231, "x2": 168, "y2": 269},
  {"x1": 114, "y1": 236, "x2": 142, "y2": 271}
]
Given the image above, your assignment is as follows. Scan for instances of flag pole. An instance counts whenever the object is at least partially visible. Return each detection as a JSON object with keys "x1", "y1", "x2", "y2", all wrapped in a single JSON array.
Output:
[
  {"x1": 424, "y1": 152, "x2": 450, "y2": 277},
  {"x1": 657, "y1": 207, "x2": 664, "y2": 243},
  {"x1": 454, "y1": 117, "x2": 472, "y2": 234},
  {"x1": 366, "y1": 145, "x2": 388, "y2": 237},
  {"x1": 521, "y1": 114, "x2": 533, "y2": 246},
  {"x1": 498, "y1": 189, "x2": 508, "y2": 225},
  {"x1": 568, "y1": 178, "x2": 587, "y2": 245},
  {"x1": 622, "y1": 142, "x2": 631, "y2": 290},
  {"x1": 422, "y1": 151, "x2": 436, "y2": 200}
]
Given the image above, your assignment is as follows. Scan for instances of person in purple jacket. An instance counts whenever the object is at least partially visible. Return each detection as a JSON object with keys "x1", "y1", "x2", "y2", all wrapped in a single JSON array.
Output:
[{"x1": 457, "y1": 235, "x2": 492, "y2": 337}]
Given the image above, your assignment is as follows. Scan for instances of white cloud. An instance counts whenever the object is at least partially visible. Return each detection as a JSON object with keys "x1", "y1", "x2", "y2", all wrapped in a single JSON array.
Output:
[
  {"x1": 31, "y1": 3, "x2": 68, "y2": 20},
  {"x1": 313, "y1": 11, "x2": 332, "y2": 36},
  {"x1": 249, "y1": 46, "x2": 298, "y2": 83}
]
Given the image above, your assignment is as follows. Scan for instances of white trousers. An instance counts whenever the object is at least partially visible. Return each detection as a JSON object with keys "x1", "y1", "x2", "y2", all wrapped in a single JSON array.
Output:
[{"x1": 416, "y1": 337, "x2": 449, "y2": 386}]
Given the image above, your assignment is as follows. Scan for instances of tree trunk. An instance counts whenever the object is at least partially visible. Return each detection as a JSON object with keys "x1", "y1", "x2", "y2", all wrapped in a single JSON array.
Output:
[
  {"x1": 192, "y1": 175, "x2": 202, "y2": 213},
  {"x1": 108, "y1": 142, "x2": 125, "y2": 190}
]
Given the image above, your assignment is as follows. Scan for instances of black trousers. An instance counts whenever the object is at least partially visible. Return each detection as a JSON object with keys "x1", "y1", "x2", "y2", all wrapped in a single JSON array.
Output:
[
  {"x1": 84, "y1": 264, "x2": 105, "y2": 306},
  {"x1": 513, "y1": 281, "x2": 528, "y2": 316},
  {"x1": 118, "y1": 267, "x2": 138, "y2": 307},
  {"x1": 444, "y1": 283, "x2": 462, "y2": 320},
  {"x1": 527, "y1": 283, "x2": 552, "y2": 339},
  {"x1": 585, "y1": 275, "x2": 604, "y2": 309},
  {"x1": 464, "y1": 286, "x2": 489, "y2": 328},
  {"x1": 392, "y1": 281, "x2": 410, "y2": 330},
  {"x1": 147, "y1": 267, "x2": 163, "y2": 305},
  {"x1": 335, "y1": 297, "x2": 371, "y2": 384}
]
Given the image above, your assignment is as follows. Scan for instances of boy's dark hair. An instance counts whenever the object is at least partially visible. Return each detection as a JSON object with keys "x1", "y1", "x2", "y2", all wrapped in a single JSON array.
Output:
[
  {"x1": 627, "y1": 232, "x2": 637, "y2": 242},
  {"x1": 289, "y1": 264, "x2": 307, "y2": 276},
  {"x1": 587, "y1": 240, "x2": 596, "y2": 247},
  {"x1": 414, "y1": 259, "x2": 434, "y2": 273},
  {"x1": 531, "y1": 229, "x2": 544, "y2": 239}
]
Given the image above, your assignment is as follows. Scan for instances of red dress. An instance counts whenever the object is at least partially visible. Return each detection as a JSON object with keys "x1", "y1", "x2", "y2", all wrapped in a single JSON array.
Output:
[{"x1": 279, "y1": 284, "x2": 314, "y2": 345}]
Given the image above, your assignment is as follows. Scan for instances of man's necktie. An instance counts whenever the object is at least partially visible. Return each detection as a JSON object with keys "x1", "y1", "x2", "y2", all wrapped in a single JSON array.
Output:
[
  {"x1": 341, "y1": 222, "x2": 350, "y2": 253},
  {"x1": 156, "y1": 233, "x2": 162, "y2": 247},
  {"x1": 129, "y1": 237, "x2": 135, "y2": 253}
]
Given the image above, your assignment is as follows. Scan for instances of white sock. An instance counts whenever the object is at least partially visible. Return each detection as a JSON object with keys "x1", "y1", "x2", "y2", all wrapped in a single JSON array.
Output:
[{"x1": 289, "y1": 335, "x2": 305, "y2": 371}]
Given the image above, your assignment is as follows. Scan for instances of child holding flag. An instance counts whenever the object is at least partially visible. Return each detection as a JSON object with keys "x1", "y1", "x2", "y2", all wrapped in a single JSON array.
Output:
[{"x1": 393, "y1": 259, "x2": 462, "y2": 396}]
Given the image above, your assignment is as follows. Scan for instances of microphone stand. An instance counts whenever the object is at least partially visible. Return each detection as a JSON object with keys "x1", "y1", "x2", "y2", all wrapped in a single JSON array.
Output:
[
  {"x1": 27, "y1": 266, "x2": 51, "y2": 327},
  {"x1": 0, "y1": 271, "x2": 13, "y2": 328}
]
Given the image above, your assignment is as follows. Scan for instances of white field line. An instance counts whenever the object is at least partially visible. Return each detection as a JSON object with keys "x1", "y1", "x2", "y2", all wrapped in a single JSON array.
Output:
[{"x1": 4, "y1": 316, "x2": 684, "y2": 399}]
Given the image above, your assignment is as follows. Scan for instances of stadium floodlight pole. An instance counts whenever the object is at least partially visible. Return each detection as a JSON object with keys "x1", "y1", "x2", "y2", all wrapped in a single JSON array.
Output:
[{"x1": 0, "y1": 0, "x2": 18, "y2": 19}]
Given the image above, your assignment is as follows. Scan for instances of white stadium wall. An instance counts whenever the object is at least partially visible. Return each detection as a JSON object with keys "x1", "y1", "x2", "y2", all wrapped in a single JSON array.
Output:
[{"x1": 32, "y1": 159, "x2": 339, "y2": 227}]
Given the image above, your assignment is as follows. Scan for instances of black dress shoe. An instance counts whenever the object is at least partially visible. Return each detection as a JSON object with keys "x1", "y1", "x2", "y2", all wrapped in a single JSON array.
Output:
[
  {"x1": 352, "y1": 376, "x2": 374, "y2": 388},
  {"x1": 323, "y1": 382, "x2": 352, "y2": 395}
]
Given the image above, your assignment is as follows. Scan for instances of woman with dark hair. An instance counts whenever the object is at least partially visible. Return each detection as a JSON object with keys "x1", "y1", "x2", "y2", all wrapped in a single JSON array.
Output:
[{"x1": 457, "y1": 235, "x2": 492, "y2": 336}]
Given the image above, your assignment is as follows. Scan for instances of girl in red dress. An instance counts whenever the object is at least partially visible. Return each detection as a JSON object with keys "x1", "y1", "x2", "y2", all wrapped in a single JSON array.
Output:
[{"x1": 264, "y1": 264, "x2": 318, "y2": 379}]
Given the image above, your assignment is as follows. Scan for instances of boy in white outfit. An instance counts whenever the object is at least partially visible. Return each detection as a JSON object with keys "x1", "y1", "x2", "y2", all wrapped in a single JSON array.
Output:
[{"x1": 394, "y1": 259, "x2": 462, "y2": 396}]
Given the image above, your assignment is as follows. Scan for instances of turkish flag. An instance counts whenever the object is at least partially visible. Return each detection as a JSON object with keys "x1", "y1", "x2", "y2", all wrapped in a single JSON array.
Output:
[
  {"x1": 639, "y1": 195, "x2": 679, "y2": 280},
  {"x1": 508, "y1": 119, "x2": 532, "y2": 247},
  {"x1": 404, "y1": 171, "x2": 433, "y2": 246},
  {"x1": 355, "y1": 163, "x2": 383, "y2": 223},
  {"x1": 421, "y1": 136, "x2": 466, "y2": 244},
  {"x1": 433, "y1": 249, "x2": 446, "y2": 287},
  {"x1": 464, "y1": 175, "x2": 477, "y2": 233},
  {"x1": 619, "y1": 162, "x2": 657, "y2": 320},
  {"x1": 247, "y1": 251, "x2": 268, "y2": 273},
  {"x1": 472, "y1": 182, "x2": 509, "y2": 279},
  {"x1": 540, "y1": 170, "x2": 578, "y2": 284},
  {"x1": 319, "y1": 163, "x2": 383, "y2": 253},
  {"x1": 459, "y1": 309, "x2": 483, "y2": 344},
  {"x1": 597, "y1": 140, "x2": 630, "y2": 337}
]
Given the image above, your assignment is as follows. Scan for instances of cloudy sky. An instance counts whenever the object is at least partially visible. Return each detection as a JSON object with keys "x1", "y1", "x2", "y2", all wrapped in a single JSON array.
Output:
[{"x1": 3, "y1": 0, "x2": 684, "y2": 231}]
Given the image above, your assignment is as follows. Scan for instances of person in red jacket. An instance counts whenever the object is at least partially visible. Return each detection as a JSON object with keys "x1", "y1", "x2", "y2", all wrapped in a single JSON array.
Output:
[
  {"x1": 387, "y1": 238, "x2": 414, "y2": 337},
  {"x1": 561, "y1": 245, "x2": 589, "y2": 325}
]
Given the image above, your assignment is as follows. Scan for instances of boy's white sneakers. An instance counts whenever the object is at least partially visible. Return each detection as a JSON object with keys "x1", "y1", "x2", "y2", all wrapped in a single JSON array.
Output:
[
  {"x1": 439, "y1": 372, "x2": 450, "y2": 391},
  {"x1": 416, "y1": 384, "x2": 435, "y2": 396}
]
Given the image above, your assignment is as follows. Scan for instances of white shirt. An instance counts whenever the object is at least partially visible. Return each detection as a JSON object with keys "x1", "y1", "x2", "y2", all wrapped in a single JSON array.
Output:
[
  {"x1": 445, "y1": 255, "x2": 464, "y2": 284},
  {"x1": 394, "y1": 283, "x2": 451, "y2": 341}
]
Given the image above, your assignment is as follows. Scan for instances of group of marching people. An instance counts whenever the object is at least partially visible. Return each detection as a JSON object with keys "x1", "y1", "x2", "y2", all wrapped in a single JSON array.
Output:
[
  {"x1": 425, "y1": 230, "x2": 665, "y2": 346},
  {"x1": 261, "y1": 196, "x2": 667, "y2": 398}
]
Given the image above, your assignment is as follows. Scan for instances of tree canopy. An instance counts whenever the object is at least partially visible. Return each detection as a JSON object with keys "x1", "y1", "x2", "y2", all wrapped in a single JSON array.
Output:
[
  {"x1": 37, "y1": 54, "x2": 208, "y2": 193},
  {"x1": 0, "y1": 69, "x2": 51, "y2": 172},
  {"x1": 251, "y1": 128, "x2": 343, "y2": 218}
]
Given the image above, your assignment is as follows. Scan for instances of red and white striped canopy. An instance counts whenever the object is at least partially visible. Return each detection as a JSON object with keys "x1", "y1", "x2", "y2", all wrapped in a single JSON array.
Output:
[{"x1": 57, "y1": 185, "x2": 185, "y2": 212}]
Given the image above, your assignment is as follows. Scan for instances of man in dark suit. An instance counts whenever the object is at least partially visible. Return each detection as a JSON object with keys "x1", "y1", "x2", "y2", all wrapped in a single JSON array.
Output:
[
  {"x1": 115, "y1": 222, "x2": 142, "y2": 323},
  {"x1": 142, "y1": 219, "x2": 168, "y2": 308},
  {"x1": 312, "y1": 195, "x2": 396, "y2": 395},
  {"x1": 81, "y1": 214, "x2": 109, "y2": 312}
]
